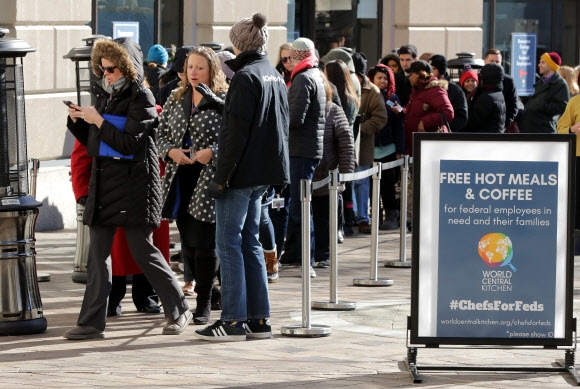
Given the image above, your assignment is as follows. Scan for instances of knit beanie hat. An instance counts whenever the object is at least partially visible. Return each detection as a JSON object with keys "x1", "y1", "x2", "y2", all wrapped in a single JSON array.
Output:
[
  {"x1": 147, "y1": 44, "x2": 168, "y2": 64},
  {"x1": 290, "y1": 37, "x2": 315, "y2": 62},
  {"x1": 172, "y1": 46, "x2": 192, "y2": 73},
  {"x1": 459, "y1": 67, "x2": 479, "y2": 87},
  {"x1": 321, "y1": 48, "x2": 355, "y2": 73},
  {"x1": 229, "y1": 13, "x2": 269, "y2": 53},
  {"x1": 541, "y1": 52, "x2": 561, "y2": 72},
  {"x1": 428, "y1": 54, "x2": 447, "y2": 75},
  {"x1": 217, "y1": 50, "x2": 236, "y2": 80},
  {"x1": 352, "y1": 52, "x2": 367, "y2": 79}
]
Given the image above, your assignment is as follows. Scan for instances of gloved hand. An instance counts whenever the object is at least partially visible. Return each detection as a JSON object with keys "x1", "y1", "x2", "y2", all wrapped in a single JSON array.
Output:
[
  {"x1": 195, "y1": 83, "x2": 224, "y2": 114},
  {"x1": 207, "y1": 181, "x2": 227, "y2": 199}
]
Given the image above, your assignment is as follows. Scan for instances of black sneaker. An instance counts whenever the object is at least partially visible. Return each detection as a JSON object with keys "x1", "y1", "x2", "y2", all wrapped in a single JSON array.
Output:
[
  {"x1": 194, "y1": 320, "x2": 246, "y2": 342},
  {"x1": 243, "y1": 319, "x2": 272, "y2": 339}
]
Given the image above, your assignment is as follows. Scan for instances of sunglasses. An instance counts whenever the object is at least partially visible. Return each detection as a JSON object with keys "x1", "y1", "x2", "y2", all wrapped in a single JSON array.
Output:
[
  {"x1": 99, "y1": 65, "x2": 118, "y2": 73},
  {"x1": 281, "y1": 57, "x2": 291, "y2": 64}
]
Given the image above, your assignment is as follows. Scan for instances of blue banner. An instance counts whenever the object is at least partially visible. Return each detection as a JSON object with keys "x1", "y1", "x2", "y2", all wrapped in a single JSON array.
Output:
[
  {"x1": 436, "y1": 160, "x2": 558, "y2": 339},
  {"x1": 511, "y1": 33, "x2": 536, "y2": 97}
]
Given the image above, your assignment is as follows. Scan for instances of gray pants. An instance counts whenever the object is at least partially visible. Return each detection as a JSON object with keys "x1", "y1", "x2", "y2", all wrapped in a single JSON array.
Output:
[{"x1": 77, "y1": 225, "x2": 189, "y2": 331}]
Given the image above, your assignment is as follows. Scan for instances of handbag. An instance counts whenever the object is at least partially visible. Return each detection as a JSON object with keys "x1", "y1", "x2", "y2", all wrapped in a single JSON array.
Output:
[{"x1": 436, "y1": 111, "x2": 451, "y2": 133}]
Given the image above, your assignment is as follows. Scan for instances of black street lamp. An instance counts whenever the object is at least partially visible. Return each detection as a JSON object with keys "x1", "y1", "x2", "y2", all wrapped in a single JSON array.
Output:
[{"x1": 0, "y1": 27, "x2": 46, "y2": 335}]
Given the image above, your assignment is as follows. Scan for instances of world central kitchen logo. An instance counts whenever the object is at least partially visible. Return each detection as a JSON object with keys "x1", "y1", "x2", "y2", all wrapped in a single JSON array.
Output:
[{"x1": 477, "y1": 232, "x2": 516, "y2": 292}]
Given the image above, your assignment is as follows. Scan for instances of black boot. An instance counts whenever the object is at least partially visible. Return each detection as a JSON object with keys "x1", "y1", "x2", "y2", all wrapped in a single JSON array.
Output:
[{"x1": 193, "y1": 254, "x2": 219, "y2": 325}]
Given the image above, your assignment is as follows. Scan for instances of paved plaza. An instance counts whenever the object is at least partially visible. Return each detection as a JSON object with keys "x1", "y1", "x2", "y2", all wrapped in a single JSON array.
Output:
[{"x1": 1, "y1": 226, "x2": 580, "y2": 388}]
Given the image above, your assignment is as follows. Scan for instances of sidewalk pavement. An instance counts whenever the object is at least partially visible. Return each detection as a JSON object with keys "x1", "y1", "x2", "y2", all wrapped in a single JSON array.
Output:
[{"x1": 1, "y1": 225, "x2": 580, "y2": 388}]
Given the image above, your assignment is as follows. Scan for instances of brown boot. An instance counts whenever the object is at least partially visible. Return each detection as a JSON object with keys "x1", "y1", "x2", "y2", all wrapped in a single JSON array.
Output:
[{"x1": 264, "y1": 247, "x2": 279, "y2": 283}]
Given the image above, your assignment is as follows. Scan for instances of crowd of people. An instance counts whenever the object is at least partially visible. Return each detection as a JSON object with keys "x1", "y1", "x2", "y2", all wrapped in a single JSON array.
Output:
[{"x1": 63, "y1": 12, "x2": 580, "y2": 342}]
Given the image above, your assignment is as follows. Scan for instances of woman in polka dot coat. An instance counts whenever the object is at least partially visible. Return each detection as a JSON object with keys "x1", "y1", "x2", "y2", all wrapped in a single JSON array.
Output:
[{"x1": 156, "y1": 47, "x2": 228, "y2": 325}]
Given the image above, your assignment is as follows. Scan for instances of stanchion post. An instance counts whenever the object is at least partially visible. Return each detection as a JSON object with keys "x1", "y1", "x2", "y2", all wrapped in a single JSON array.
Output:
[
  {"x1": 354, "y1": 163, "x2": 394, "y2": 286},
  {"x1": 29, "y1": 159, "x2": 50, "y2": 282},
  {"x1": 385, "y1": 155, "x2": 412, "y2": 268},
  {"x1": 281, "y1": 179, "x2": 331, "y2": 336},
  {"x1": 313, "y1": 170, "x2": 356, "y2": 310}
]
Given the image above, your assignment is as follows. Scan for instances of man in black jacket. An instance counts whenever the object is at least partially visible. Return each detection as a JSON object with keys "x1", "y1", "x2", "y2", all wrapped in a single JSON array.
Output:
[
  {"x1": 395, "y1": 44, "x2": 417, "y2": 107},
  {"x1": 429, "y1": 54, "x2": 467, "y2": 132},
  {"x1": 484, "y1": 49, "x2": 519, "y2": 128},
  {"x1": 195, "y1": 13, "x2": 290, "y2": 342},
  {"x1": 521, "y1": 51, "x2": 570, "y2": 133}
]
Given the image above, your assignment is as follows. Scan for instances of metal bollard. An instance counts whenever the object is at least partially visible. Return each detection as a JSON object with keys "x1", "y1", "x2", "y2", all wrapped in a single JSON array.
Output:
[
  {"x1": 281, "y1": 179, "x2": 331, "y2": 337},
  {"x1": 313, "y1": 169, "x2": 356, "y2": 309},
  {"x1": 354, "y1": 162, "x2": 394, "y2": 285},
  {"x1": 385, "y1": 155, "x2": 411, "y2": 268},
  {"x1": 72, "y1": 203, "x2": 89, "y2": 283}
]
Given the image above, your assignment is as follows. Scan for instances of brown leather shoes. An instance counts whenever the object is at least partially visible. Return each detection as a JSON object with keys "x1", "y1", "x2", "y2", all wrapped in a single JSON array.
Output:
[
  {"x1": 63, "y1": 325, "x2": 105, "y2": 340},
  {"x1": 358, "y1": 221, "x2": 372, "y2": 234}
]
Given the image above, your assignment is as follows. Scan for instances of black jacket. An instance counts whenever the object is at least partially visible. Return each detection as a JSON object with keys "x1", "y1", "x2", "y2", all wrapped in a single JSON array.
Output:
[
  {"x1": 287, "y1": 65, "x2": 326, "y2": 159},
  {"x1": 465, "y1": 63, "x2": 506, "y2": 133},
  {"x1": 502, "y1": 74, "x2": 518, "y2": 127},
  {"x1": 522, "y1": 71, "x2": 570, "y2": 133},
  {"x1": 67, "y1": 37, "x2": 160, "y2": 228},
  {"x1": 215, "y1": 51, "x2": 290, "y2": 189},
  {"x1": 447, "y1": 81, "x2": 468, "y2": 132}
]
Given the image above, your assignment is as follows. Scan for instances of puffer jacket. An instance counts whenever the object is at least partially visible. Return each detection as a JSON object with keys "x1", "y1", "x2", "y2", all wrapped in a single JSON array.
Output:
[
  {"x1": 403, "y1": 77, "x2": 454, "y2": 156},
  {"x1": 287, "y1": 57, "x2": 326, "y2": 159},
  {"x1": 312, "y1": 102, "x2": 355, "y2": 197},
  {"x1": 67, "y1": 37, "x2": 160, "y2": 228},
  {"x1": 358, "y1": 77, "x2": 388, "y2": 166},
  {"x1": 465, "y1": 63, "x2": 506, "y2": 133},
  {"x1": 156, "y1": 87, "x2": 226, "y2": 222}
]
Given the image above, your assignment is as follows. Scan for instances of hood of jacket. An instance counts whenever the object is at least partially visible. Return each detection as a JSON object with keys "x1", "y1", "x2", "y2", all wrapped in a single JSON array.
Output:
[
  {"x1": 421, "y1": 77, "x2": 449, "y2": 91},
  {"x1": 91, "y1": 37, "x2": 144, "y2": 83},
  {"x1": 480, "y1": 63, "x2": 504, "y2": 91}
]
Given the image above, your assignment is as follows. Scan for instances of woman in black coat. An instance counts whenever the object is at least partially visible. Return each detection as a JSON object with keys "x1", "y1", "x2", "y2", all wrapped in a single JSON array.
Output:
[
  {"x1": 465, "y1": 63, "x2": 506, "y2": 133},
  {"x1": 64, "y1": 37, "x2": 191, "y2": 340}
]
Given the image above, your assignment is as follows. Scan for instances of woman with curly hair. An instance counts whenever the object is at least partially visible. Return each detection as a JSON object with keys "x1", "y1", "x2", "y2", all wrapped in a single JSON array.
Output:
[
  {"x1": 156, "y1": 46, "x2": 229, "y2": 325},
  {"x1": 64, "y1": 37, "x2": 191, "y2": 339}
]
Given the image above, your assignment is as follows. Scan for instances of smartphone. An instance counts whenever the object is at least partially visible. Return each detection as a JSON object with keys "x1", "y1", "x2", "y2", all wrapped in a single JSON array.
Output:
[
  {"x1": 386, "y1": 100, "x2": 395, "y2": 107},
  {"x1": 63, "y1": 100, "x2": 80, "y2": 111}
]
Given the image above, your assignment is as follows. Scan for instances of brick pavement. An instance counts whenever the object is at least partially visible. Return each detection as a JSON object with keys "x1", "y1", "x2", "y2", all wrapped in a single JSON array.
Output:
[{"x1": 0, "y1": 226, "x2": 579, "y2": 388}]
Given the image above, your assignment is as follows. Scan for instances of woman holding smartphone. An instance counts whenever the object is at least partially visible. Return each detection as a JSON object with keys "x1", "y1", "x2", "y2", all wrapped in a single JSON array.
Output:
[{"x1": 64, "y1": 37, "x2": 191, "y2": 340}]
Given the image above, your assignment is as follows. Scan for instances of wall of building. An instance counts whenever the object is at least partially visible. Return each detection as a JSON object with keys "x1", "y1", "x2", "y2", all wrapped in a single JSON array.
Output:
[
  {"x1": 185, "y1": 0, "x2": 288, "y2": 65},
  {"x1": 381, "y1": 0, "x2": 483, "y2": 61}
]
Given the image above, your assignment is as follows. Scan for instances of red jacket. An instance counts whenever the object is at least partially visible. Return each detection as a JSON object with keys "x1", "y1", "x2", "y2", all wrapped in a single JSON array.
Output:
[
  {"x1": 70, "y1": 138, "x2": 169, "y2": 276},
  {"x1": 403, "y1": 77, "x2": 454, "y2": 156}
]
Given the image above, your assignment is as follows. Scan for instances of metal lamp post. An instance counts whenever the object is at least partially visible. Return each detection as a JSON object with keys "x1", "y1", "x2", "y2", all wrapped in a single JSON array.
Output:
[
  {"x1": 0, "y1": 27, "x2": 46, "y2": 335},
  {"x1": 63, "y1": 35, "x2": 108, "y2": 284}
]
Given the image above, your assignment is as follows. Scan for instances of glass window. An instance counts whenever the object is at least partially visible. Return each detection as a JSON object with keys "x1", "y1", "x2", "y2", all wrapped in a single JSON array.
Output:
[
  {"x1": 159, "y1": 0, "x2": 182, "y2": 48},
  {"x1": 95, "y1": 0, "x2": 156, "y2": 56}
]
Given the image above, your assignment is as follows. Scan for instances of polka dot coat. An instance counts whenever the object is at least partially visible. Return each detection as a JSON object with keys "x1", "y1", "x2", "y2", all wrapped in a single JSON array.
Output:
[{"x1": 156, "y1": 87, "x2": 226, "y2": 223}]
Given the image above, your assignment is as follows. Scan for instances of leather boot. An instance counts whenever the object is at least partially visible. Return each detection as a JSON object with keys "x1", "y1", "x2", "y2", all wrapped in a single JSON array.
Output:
[{"x1": 264, "y1": 246, "x2": 279, "y2": 283}]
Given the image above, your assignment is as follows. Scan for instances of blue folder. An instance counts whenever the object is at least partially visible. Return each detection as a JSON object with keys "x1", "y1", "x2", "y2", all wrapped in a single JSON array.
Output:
[{"x1": 99, "y1": 114, "x2": 134, "y2": 160}]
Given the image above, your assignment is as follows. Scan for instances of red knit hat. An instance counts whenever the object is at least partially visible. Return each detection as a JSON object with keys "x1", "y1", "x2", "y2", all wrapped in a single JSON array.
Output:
[
  {"x1": 541, "y1": 52, "x2": 561, "y2": 72},
  {"x1": 459, "y1": 69, "x2": 479, "y2": 87}
]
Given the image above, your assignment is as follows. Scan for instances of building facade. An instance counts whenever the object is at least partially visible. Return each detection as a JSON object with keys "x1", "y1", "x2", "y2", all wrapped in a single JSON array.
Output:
[{"x1": 0, "y1": 0, "x2": 577, "y2": 230}]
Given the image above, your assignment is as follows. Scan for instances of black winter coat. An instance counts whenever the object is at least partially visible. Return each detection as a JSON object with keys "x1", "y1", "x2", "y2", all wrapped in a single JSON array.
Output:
[
  {"x1": 522, "y1": 71, "x2": 570, "y2": 133},
  {"x1": 312, "y1": 102, "x2": 355, "y2": 197},
  {"x1": 465, "y1": 63, "x2": 506, "y2": 133},
  {"x1": 447, "y1": 81, "x2": 468, "y2": 132},
  {"x1": 215, "y1": 51, "x2": 290, "y2": 189},
  {"x1": 502, "y1": 74, "x2": 519, "y2": 127},
  {"x1": 288, "y1": 66, "x2": 326, "y2": 159},
  {"x1": 67, "y1": 38, "x2": 161, "y2": 228}
]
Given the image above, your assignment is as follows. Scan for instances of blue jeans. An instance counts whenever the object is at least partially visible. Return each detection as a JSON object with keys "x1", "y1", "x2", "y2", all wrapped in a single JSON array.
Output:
[
  {"x1": 259, "y1": 203, "x2": 275, "y2": 251},
  {"x1": 215, "y1": 186, "x2": 269, "y2": 322},
  {"x1": 279, "y1": 156, "x2": 319, "y2": 266},
  {"x1": 353, "y1": 165, "x2": 371, "y2": 224}
]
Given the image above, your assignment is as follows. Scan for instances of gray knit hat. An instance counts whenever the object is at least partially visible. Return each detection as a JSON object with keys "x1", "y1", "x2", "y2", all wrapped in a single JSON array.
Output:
[{"x1": 229, "y1": 13, "x2": 269, "y2": 53}]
